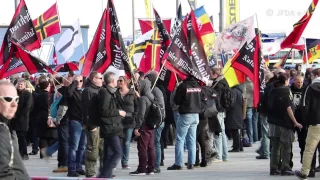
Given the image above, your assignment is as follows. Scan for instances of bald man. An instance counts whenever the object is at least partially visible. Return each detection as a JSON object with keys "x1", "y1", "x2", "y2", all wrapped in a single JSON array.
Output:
[{"x1": 0, "y1": 82, "x2": 29, "y2": 179}]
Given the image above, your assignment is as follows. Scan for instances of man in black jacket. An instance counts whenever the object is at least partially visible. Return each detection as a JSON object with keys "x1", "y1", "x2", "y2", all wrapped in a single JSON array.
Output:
[
  {"x1": 12, "y1": 79, "x2": 33, "y2": 160},
  {"x1": 67, "y1": 74, "x2": 86, "y2": 177},
  {"x1": 168, "y1": 77, "x2": 201, "y2": 170},
  {"x1": 98, "y1": 72, "x2": 126, "y2": 178},
  {"x1": 295, "y1": 68, "x2": 320, "y2": 179},
  {"x1": 51, "y1": 75, "x2": 72, "y2": 173},
  {"x1": 82, "y1": 71, "x2": 104, "y2": 177},
  {"x1": 211, "y1": 68, "x2": 229, "y2": 162},
  {"x1": 0, "y1": 81, "x2": 29, "y2": 179}
]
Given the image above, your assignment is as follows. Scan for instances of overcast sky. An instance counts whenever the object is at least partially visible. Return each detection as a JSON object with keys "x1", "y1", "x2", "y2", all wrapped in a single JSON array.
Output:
[{"x1": 1, "y1": 0, "x2": 320, "y2": 42}]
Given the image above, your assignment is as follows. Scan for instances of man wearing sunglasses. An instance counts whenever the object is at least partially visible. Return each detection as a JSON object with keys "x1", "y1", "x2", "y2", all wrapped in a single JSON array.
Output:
[
  {"x1": 12, "y1": 79, "x2": 33, "y2": 161},
  {"x1": 66, "y1": 74, "x2": 87, "y2": 177},
  {"x1": 0, "y1": 81, "x2": 29, "y2": 179},
  {"x1": 81, "y1": 71, "x2": 104, "y2": 178}
]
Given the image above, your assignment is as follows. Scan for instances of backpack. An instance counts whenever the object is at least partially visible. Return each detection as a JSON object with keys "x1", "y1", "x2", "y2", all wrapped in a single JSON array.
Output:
[
  {"x1": 220, "y1": 87, "x2": 235, "y2": 110},
  {"x1": 49, "y1": 92, "x2": 63, "y2": 118},
  {"x1": 201, "y1": 87, "x2": 218, "y2": 118},
  {"x1": 145, "y1": 91, "x2": 166, "y2": 129}
]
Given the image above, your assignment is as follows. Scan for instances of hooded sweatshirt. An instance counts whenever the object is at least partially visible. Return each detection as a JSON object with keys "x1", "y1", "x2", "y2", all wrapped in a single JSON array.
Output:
[
  {"x1": 136, "y1": 79, "x2": 165, "y2": 128},
  {"x1": 174, "y1": 77, "x2": 202, "y2": 114},
  {"x1": 290, "y1": 83, "x2": 304, "y2": 124},
  {"x1": 302, "y1": 77, "x2": 320, "y2": 125}
]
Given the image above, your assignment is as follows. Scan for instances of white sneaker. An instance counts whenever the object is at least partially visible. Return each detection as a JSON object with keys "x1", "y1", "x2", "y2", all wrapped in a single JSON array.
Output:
[{"x1": 212, "y1": 159, "x2": 223, "y2": 163}]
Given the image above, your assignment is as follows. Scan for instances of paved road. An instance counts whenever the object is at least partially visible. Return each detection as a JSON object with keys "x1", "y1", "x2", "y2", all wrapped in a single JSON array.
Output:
[{"x1": 25, "y1": 140, "x2": 320, "y2": 180}]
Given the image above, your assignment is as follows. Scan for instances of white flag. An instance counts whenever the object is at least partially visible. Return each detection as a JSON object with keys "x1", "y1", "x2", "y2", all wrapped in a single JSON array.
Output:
[
  {"x1": 214, "y1": 15, "x2": 255, "y2": 54},
  {"x1": 56, "y1": 20, "x2": 82, "y2": 61}
]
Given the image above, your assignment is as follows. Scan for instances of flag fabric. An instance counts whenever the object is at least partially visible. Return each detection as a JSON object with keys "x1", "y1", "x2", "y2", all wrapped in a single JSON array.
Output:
[
  {"x1": 264, "y1": 55, "x2": 270, "y2": 67},
  {"x1": 55, "y1": 61, "x2": 79, "y2": 72},
  {"x1": 303, "y1": 39, "x2": 320, "y2": 63},
  {"x1": 153, "y1": 8, "x2": 177, "y2": 91},
  {"x1": 107, "y1": 0, "x2": 134, "y2": 78},
  {"x1": 274, "y1": 52, "x2": 291, "y2": 68},
  {"x1": 0, "y1": 58, "x2": 27, "y2": 78},
  {"x1": 138, "y1": 19, "x2": 172, "y2": 35},
  {"x1": 222, "y1": 58, "x2": 246, "y2": 88},
  {"x1": 225, "y1": 33, "x2": 266, "y2": 107},
  {"x1": 193, "y1": 6, "x2": 215, "y2": 64},
  {"x1": 137, "y1": 29, "x2": 161, "y2": 73},
  {"x1": 13, "y1": 42, "x2": 54, "y2": 74},
  {"x1": 131, "y1": 29, "x2": 154, "y2": 70},
  {"x1": 170, "y1": 1, "x2": 182, "y2": 38},
  {"x1": 52, "y1": 45, "x2": 58, "y2": 65},
  {"x1": 79, "y1": 55, "x2": 85, "y2": 65},
  {"x1": 32, "y1": 3, "x2": 61, "y2": 41},
  {"x1": 281, "y1": 0, "x2": 319, "y2": 49},
  {"x1": 81, "y1": 9, "x2": 108, "y2": 77},
  {"x1": 56, "y1": 20, "x2": 82, "y2": 61},
  {"x1": 214, "y1": 15, "x2": 255, "y2": 54},
  {"x1": 0, "y1": 0, "x2": 41, "y2": 66},
  {"x1": 163, "y1": 12, "x2": 211, "y2": 84},
  {"x1": 265, "y1": 37, "x2": 305, "y2": 55}
]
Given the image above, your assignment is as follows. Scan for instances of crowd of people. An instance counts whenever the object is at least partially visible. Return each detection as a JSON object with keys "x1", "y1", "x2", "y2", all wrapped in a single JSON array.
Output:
[{"x1": 0, "y1": 64, "x2": 319, "y2": 180}]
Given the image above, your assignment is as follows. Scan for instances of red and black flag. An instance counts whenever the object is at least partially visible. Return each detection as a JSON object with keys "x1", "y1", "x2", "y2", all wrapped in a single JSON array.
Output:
[
  {"x1": 138, "y1": 19, "x2": 172, "y2": 35},
  {"x1": 0, "y1": 57, "x2": 27, "y2": 79},
  {"x1": 163, "y1": 13, "x2": 210, "y2": 84},
  {"x1": 230, "y1": 33, "x2": 266, "y2": 107},
  {"x1": 32, "y1": 3, "x2": 61, "y2": 41},
  {"x1": 107, "y1": 0, "x2": 134, "y2": 79},
  {"x1": 55, "y1": 61, "x2": 79, "y2": 72},
  {"x1": 81, "y1": 9, "x2": 108, "y2": 77},
  {"x1": 52, "y1": 45, "x2": 58, "y2": 65},
  {"x1": 0, "y1": 0, "x2": 41, "y2": 66},
  {"x1": 153, "y1": 8, "x2": 177, "y2": 91},
  {"x1": 281, "y1": 0, "x2": 318, "y2": 49},
  {"x1": 13, "y1": 42, "x2": 54, "y2": 75}
]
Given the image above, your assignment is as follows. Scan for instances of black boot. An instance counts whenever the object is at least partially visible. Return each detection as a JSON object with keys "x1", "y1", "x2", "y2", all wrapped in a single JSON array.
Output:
[
  {"x1": 309, "y1": 167, "x2": 315, "y2": 177},
  {"x1": 317, "y1": 156, "x2": 320, "y2": 172}
]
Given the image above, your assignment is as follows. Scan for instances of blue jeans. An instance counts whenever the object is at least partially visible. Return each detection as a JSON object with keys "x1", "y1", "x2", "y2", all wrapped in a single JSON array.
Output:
[
  {"x1": 173, "y1": 111, "x2": 187, "y2": 150},
  {"x1": 214, "y1": 112, "x2": 228, "y2": 161},
  {"x1": 154, "y1": 122, "x2": 164, "y2": 169},
  {"x1": 58, "y1": 123, "x2": 68, "y2": 167},
  {"x1": 46, "y1": 141, "x2": 58, "y2": 156},
  {"x1": 99, "y1": 136, "x2": 122, "y2": 178},
  {"x1": 121, "y1": 128, "x2": 133, "y2": 166},
  {"x1": 259, "y1": 115, "x2": 270, "y2": 157},
  {"x1": 175, "y1": 113, "x2": 199, "y2": 166},
  {"x1": 246, "y1": 108, "x2": 259, "y2": 144},
  {"x1": 68, "y1": 120, "x2": 87, "y2": 172}
]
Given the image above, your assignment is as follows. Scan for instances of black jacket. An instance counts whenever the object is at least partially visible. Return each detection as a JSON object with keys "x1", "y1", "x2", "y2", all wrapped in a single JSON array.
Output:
[
  {"x1": 302, "y1": 79, "x2": 320, "y2": 126},
  {"x1": 12, "y1": 89, "x2": 33, "y2": 132},
  {"x1": 67, "y1": 81, "x2": 83, "y2": 121},
  {"x1": 267, "y1": 85, "x2": 294, "y2": 130},
  {"x1": 259, "y1": 80, "x2": 274, "y2": 115},
  {"x1": 116, "y1": 88, "x2": 138, "y2": 129},
  {"x1": 0, "y1": 115, "x2": 29, "y2": 179},
  {"x1": 212, "y1": 78, "x2": 229, "y2": 112},
  {"x1": 34, "y1": 90, "x2": 57, "y2": 138},
  {"x1": 174, "y1": 77, "x2": 202, "y2": 114},
  {"x1": 98, "y1": 85, "x2": 123, "y2": 138},
  {"x1": 82, "y1": 81, "x2": 100, "y2": 130},
  {"x1": 290, "y1": 84, "x2": 304, "y2": 125},
  {"x1": 225, "y1": 85, "x2": 243, "y2": 130}
]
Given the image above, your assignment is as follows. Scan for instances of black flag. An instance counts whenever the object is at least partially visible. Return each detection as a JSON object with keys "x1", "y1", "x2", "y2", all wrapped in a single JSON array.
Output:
[{"x1": 0, "y1": 0, "x2": 41, "y2": 66}]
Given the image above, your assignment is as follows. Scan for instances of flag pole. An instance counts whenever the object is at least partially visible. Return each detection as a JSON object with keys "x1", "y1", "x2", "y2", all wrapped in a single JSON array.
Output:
[
  {"x1": 151, "y1": 59, "x2": 167, "y2": 91},
  {"x1": 132, "y1": 0, "x2": 135, "y2": 41},
  {"x1": 77, "y1": 18, "x2": 87, "y2": 65},
  {"x1": 304, "y1": 37, "x2": 309, "y2": 68}
]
